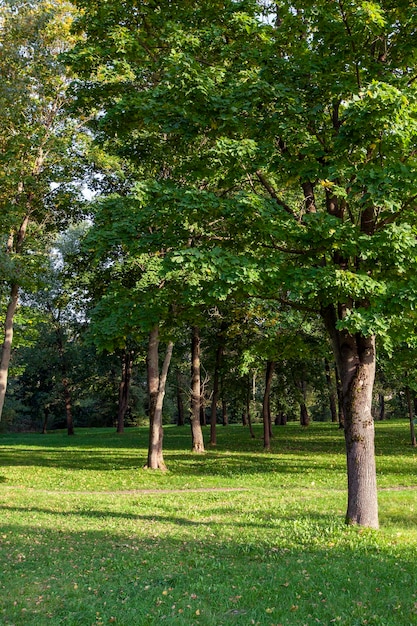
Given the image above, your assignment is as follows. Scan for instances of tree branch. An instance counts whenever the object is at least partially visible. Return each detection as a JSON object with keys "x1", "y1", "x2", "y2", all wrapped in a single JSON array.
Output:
[{"x1": 255, "y1": 170, "x2": 295, "y2": 216}]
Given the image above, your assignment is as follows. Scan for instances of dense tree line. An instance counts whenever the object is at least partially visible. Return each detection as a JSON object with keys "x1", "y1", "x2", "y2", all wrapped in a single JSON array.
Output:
[{"x1": 1, "y1": 0, "x2": 417, "y2": 528}]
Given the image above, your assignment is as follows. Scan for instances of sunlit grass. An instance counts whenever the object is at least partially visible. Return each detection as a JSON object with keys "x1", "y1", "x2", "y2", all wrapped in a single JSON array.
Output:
[{"x1": 1, "y1": 421, "x2": 417, "y2": 625}]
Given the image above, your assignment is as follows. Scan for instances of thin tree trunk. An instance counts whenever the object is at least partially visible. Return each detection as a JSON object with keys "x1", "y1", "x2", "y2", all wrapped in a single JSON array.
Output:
[
  {"x1": 210, "y1": 342, "x2": 223, "y2": 445},
  {"x1": 241, "y1": 404, "x2": 248, "y2": 427},
  {"x1": 267, "y1": 392, "x2": 273, "y2": 438},
  {"x1": 63, "y1": 375, "x2": 74, "y2": 436},
  {"x1": 55, "y1": 324, "x2": 74, "y2": 436},
  {"x1": 145, "y1": 326, "x2": 174, "y2": 469},
  {"x1": 263, "y1": 361, "x2": 275, "y2": 451},
  {"x1": 245, "y1": 376, "x2": 255, "y2": 438},
  {"x1": 324, "y1": 306, "x2": 378, "y2": 528},
  {"x1": 41, "y1": 406, "x2": 49, "y2": 434},
  {"x1": 222, "y1": 397, "x2": 228, "y2": 426},
  {"x1": 0, "y1": 215, "x2": 30, "y2": 422},
  {"x1": 298, "y1": 379, "x2": 310, "y2": 426},
  {"x1": 176, "y1": 370, "x2": 185, "y2": 426},
  {"x1": 146, "y1": 326, "x2": 160, "y2": 468},
  {"x1": 405, "y1": 386, "x2": 417, "y2": 447},
  {"x1": 300, "y1": 402, "x2": 310, "y2": 427},
  {"x1": 190, "y1": 326, "x2": 205, "y2": 452},
  {"x1": 378, "y1": 393, "x2": 385, "y2": 421},
  {"x1": 53, "y1": 319, "x2": 74, "y2": 436},
  {"x1": 200, "y1": 384, "x2": 206, "y2": 426},
  {"x1": 325, "y1": 358, "x2": 338, "y2": 423},
  {"x1": 116, "y1": 349, "x2": 134, "y2": 433},
  {"x1": 0, "y1": 283, "x2": 19, "y2": 421},
  {"x1": 275, "y1": 412, "x2": 287, "y2": 426}
]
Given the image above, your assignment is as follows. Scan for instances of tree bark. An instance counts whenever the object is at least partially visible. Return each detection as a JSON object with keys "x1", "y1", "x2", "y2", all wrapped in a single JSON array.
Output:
[
  {"x1": 190, "y1": 326, "x2": 205, "y2": 452},
  {"x1": 145, "y1": 326, "x2": 174, "y2": 470},
  {"x1": 263, "y1": 360, "x2": 275, "y2": 450},
  {"x1": 116, "y1": 348, "x2": 134, "y2": 433},
  {"x1": 323, "y1": 307, "x2": 379, "y2": 528},
  {"x1": 335, "y1": 365, "x2": 345, "y2": 429}
]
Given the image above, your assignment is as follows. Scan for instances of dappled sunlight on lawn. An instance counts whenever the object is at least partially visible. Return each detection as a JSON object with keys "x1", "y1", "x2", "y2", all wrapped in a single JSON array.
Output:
[{"x1": 1, "y1": 489, "x2": 416, "y2": 626}]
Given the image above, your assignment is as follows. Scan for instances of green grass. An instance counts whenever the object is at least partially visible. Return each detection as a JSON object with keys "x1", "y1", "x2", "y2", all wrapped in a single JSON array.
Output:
[{"x1": 1, "y1": 421, "x2": 417, "y2": 625}]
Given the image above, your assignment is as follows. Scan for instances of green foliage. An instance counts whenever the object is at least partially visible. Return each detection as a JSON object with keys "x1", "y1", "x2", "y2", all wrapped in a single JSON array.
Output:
[{"x1": 67, "y1": 0, "x2": 417, "y2": 353}]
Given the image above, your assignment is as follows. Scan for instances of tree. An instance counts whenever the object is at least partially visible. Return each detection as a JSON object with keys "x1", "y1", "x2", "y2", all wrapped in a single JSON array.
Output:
[
  {"x1": 0, "y1": 0, "x2": 84, "y2": 420},
  {"x1": 116, "y1": 346, "x2": 135, "y2": 434},
  {"x1": 68, "y1": 1, "x2": 417, "y2": 528},
  {"x1": 190, "y1": 326, "x2": 205, "y2": 452},
  {"x1": 145, "y1": 326, "x2": 174, "y2": 470}
]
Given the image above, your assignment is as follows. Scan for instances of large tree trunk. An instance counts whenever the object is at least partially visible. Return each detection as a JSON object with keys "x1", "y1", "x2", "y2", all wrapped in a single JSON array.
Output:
[
  {"x1": 263, "y1": 360, "x2": 275, "y2": 451},
  {"x1": 145, "y1": 326, "x2": 174, "y2": 470},
  {"x1": 324, "y1": 307, "x2": 378, "y2": 528},
  {"x1": 190, "y1": 326, "x2": 205, "y2": 452},
  {"x1": 116, "y1": 349, "x2": 134, "y2": 433}
]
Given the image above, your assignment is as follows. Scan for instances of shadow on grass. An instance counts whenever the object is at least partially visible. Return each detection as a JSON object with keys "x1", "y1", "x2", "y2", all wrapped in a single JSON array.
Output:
[
  {"x1": 1, "y1": 422, "x2": 415, "y2": 480},
  {"x1": 1, "y1": 446, "x2": 414, "y2": 481},
  {"x1": 0, "y1": 503, "x2": 346, "y2": 531},
  {"x1": 0, "y1": 446, "x2": 347, "y2": 478},
  {"x1": 0, "y1": 521, "x2": 416, "y2": 626}
]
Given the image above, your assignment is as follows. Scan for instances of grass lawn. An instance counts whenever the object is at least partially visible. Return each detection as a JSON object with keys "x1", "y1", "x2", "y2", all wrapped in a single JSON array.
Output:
[{"x1": 0, "y1": 420, "x2": 416, "y2": 625}]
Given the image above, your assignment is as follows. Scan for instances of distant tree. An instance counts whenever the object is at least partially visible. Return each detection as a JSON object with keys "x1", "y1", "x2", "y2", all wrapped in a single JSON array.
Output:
[{"x1": 0, "y1": 0, "x2": 85, "y2": 420}]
